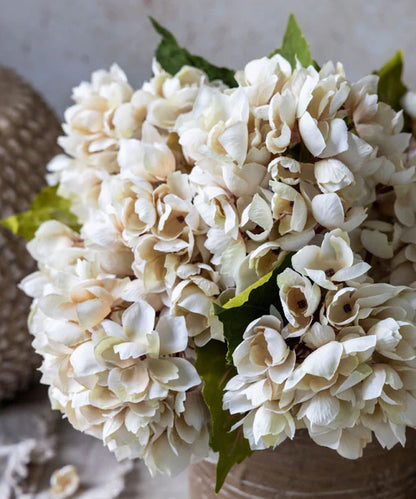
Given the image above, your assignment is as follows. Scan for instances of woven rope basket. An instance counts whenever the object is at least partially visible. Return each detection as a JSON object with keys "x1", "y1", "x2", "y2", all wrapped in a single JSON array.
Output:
[{"x1": 0, "y1": 66, "x2": 61, "y2": 402}]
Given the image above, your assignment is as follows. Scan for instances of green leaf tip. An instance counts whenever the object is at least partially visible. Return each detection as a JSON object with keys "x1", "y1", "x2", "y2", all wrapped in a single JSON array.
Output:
[
  {"x1": 149, "y1": 16, "x2": 175, "y2": 41},
  {"x1": 195, "y1": 340, "x2": 252, "y2": 493},
  {"x1": 0, "y1": 185, "x2": 80, "y2": 241},
  {"x1": 375, "y1": 49, "x2": 408, "y2": 111},
  {"x1": 269, "y1": 14, "x2": 316, "y2": 69},
  {"x1": 149, "y1": 17, "x2": 237, "y2": 87},
  {"x1": 222, "y1": 269, "x2": 275, "y2": 310}
]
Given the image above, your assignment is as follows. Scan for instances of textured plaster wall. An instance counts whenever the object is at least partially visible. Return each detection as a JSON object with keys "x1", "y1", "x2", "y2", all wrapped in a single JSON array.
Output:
[{"x1": 0, "y1": 0, "x2": 415, "y2": 117}]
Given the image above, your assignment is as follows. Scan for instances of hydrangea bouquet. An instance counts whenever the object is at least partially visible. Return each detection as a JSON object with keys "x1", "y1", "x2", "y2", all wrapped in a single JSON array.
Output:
[{"x1": 3, "y1": 15, "x2": 416, "y2": 492}]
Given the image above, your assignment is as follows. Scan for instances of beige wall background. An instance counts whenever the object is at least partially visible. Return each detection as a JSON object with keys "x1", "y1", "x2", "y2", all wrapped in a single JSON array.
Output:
[{"x1": 0, "y1": 0, "x2": 415, "y2": 117}]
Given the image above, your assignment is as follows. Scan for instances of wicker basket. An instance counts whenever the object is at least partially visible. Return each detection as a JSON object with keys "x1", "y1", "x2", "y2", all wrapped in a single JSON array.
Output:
[
  {"x1": 189, "y1": 429, "x2": 416, "y2": 498},
  {"x1": 0, "y1": 66, "x2": 61, "y2": 402}
]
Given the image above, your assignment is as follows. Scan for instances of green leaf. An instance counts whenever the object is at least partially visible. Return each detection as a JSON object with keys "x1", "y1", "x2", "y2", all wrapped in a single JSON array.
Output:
[
  {"x1": 213, "y1": 301, "x2": 263, "y2": 365},
  {"x1": 198, "y1": 254, "x2": 292, "y2": 489},
  {"x1": 375, "y1": 50, "x2": 407, "y2": 111},
  {"x1": 195, "y1": 340, "x2": 252, "y2": 492},
  {"x1": 0, "y1": 185, "x2": 80, "y2": 240},
  {"x1": 196, "y1": 342, "x2": 252, "y2": 491},
  {"x1": 215, "y1": 253, "x2": 293, "y2": 364},
  {"x1": 149, "y1": 17, "x2": 237, "y2": 87},
  {"x1": 269, "y1": 14, "x2": 316, "y2": 69},
  {"x1": 223, "y1": 269, "x2": 275, "y2": 310}
]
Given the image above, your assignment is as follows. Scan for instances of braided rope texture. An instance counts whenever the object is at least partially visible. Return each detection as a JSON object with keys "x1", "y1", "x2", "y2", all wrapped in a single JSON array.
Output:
[{"x1": 0, "y1": 66, "x2": 61, "y2": 402}]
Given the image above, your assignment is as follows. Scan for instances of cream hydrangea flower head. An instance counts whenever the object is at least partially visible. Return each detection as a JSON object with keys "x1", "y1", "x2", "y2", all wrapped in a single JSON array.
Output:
[
  {"x1": 12, "y1": 16, "x2": 416, "y2": 485},
  {"x1": 59, "y1": 64, "x2": 135, "y2": 169},
  {"x1": 167, "y1": 38, "x2": 415, "y2": 295},
  {"x1": 22, "y1": 225, "x2": 209, "y2": 475},
  {"x1": 292, "y1": 229, "x2": 370, "y2": 290},
  {"x1": 277, "y1": 268, "x2": 321, "y2": 337},
  {"x1": 224, "y1": 228, "x2": 416, "y2": 459},
  {"x1": 175, "y1": 85, "x2": 250, "y2": 165},
  {"x1": 223, "y1": 314, "x2": 296, "y2": 448}
]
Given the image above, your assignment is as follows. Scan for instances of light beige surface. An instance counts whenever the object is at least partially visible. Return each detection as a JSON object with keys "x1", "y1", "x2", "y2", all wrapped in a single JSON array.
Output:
[{"x1": 0, "y1": 0, "x2": 415, "y2": 116}]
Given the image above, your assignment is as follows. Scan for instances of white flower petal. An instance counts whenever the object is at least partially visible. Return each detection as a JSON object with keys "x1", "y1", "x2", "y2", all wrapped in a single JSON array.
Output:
[
  {"x1": 301, "y1": 341, "x2": 343, "y2": 379},
  {"x1": 70, "y1": 341, "x2": 102, "y2": 377},
  {"x1": 157, "y1": 315, "x2": 188, "y2": 355},
  {"x1": 301, "y1": 392, "x2": 340, "y2": 426},
  {"x1": 299, "y1": 111, "x2": 326, "y2": 156},
  {"x1": 218, "y1": 121, "x2": 248, "y2": 165},
  {"x1": 122, "y1": 301, "x2": 155, "y2": 340},
  {"x1": 311, "y1": 193, "x2": 344, "y2": 229}
]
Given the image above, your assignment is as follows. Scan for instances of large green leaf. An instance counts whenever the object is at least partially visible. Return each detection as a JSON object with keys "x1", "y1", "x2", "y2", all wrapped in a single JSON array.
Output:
[
  {"x1": 196, "y1": 254, "x2": 292, "y2": 490},
  {"x1": 269, "y1": 14, "x2": 316, "y2": 69},
  {"x1": 150, "y1": 17, "x2": 237, "y2": 87},
  {"x1": 195, "y1": 340, "x2": 252, "y2": 492},
  {"x1": 0, "y1": 185, "x2": 80, "y2": 240},
  {"x1": 214, "y1": 253, "x2": 293, "y2": 364},
  {"x1": 375, "y1": 50, "x2": 408, "y2": 111}
]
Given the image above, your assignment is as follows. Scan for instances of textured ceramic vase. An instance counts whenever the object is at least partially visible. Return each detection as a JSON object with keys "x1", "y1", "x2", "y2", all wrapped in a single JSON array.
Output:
[
  {"x1": 0, "y1": 66, "x2": 61, "y2": 401},
  {"x1": 189, "y1": 429, "x2": 416, "y2": 498}
]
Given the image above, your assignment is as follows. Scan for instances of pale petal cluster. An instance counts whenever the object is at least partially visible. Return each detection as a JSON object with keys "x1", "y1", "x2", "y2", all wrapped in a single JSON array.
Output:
[
  {"x1": 172, "y1": 55, "x2": 415, "y2": 292},
  {"x1": 223, "y1": 314, "x2": 296, "y2": 449},
  {"x1": 21, "y1": 49, "x2": 416, "y2": 474},
  {"x1": 224, "y1": 230, "x2": 416, "y2": 458},
  {"x1": 21, "y1": 220, "x2": 209, "y2": 476},
  {"x1": 25, "y1": 62, "x2": 221, "y2": 475}
]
